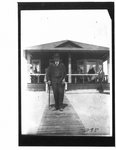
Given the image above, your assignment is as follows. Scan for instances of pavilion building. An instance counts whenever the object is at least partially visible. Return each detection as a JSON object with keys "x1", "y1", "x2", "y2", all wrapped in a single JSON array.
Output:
[{"x1": 23, "y1": 40, "x2": 110, "y2": 91}]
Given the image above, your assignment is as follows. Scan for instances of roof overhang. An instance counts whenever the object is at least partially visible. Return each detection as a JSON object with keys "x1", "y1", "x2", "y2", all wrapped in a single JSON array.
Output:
[{"x1": 24, "y1": 40, "x2": 109, "y2": 61}]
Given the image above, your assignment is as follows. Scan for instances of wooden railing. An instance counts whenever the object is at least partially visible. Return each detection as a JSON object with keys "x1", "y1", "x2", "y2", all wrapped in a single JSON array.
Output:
[
  {"x1": 29, "y1": 73, "x2": 108, "y2": 84},
  {"x1": 67, "y1": 74, "x2": 108, "y2": 84}
]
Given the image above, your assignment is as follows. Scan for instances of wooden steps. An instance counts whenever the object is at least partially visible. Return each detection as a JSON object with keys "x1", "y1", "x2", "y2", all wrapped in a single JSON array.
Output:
[
  {"x1": 27, "y1": 83, "x2": 110, "y2": 91},
  {"x1": 27, "y1": 83, "x2": 45, "y2": 91},
  {"x1": 37, "y1": 96, "x2": 85, "y2": 136},
  {"x1": 68, "y1": 83, "x2": 110, "y2": 90}
]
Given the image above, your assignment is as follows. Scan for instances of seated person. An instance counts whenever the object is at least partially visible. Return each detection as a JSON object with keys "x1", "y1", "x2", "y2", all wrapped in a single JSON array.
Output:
[{"x1": 88, "y1": 66, "x2": 95, "y2": 82}]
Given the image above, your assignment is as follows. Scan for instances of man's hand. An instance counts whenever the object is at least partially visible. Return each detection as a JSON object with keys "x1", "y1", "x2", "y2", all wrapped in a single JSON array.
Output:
[
  {"x1": 47, "y1": 80, "x2": 51, "y2": 85},
  {"x1": 62, "y1": 79, "x2": 65, "y2": 84}
]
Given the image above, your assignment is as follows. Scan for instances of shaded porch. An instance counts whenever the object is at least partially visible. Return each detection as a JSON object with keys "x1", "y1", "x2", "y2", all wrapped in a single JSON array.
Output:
[{"x1": 24, "y1": 40, "x2": 110, "y2": 91}]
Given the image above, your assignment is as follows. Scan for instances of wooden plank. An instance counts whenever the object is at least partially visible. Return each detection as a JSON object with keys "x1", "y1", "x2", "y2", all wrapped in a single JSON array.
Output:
[{"x1": 37, "y1": 96, "x2": 85, "y2": 136}]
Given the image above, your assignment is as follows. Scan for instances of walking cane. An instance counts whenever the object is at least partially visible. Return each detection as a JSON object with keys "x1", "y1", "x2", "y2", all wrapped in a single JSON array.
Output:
[{"x1": 48, "y1": 83, "x2": 50, "y2": 109}]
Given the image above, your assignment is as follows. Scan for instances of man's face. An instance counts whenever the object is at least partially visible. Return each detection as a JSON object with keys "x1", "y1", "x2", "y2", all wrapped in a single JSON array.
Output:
[
  {"x1": 55, "y1": 59, "x2": 60, "y2": 65},
  {"x1": 99, "y1": 66, "x2": 102, "y2": 70}
]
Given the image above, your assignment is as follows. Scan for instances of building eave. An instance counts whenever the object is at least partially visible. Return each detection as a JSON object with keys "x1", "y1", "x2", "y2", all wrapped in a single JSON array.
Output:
[{"x1": 24, "y1": 40, "x2": 109, "y2": 52}]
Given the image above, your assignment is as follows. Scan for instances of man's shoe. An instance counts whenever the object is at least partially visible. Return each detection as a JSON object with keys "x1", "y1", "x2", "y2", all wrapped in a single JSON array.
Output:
[
  {"x1": 59, "y1": 108, "x2": 63, "y2": 111},
  {"x1": 52, "y1": 108, "x2": 58, "y2": 111}
]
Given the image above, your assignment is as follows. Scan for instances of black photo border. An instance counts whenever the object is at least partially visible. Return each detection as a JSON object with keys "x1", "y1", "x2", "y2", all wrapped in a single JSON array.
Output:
[{"x1": 18, "y1": 2, "x2": 115, "y2": 146}]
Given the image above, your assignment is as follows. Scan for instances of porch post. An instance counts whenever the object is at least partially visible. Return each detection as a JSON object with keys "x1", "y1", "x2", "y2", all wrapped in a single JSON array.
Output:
[
  {"x1": 68, "y1": 53, "x2": 72, "y2": 83},
  {"x1": 37, "y1": 59, "x2": 41, "y2": 83},
  {"x1": 107, "y1": 58, "x2": 110, "y2": 83},
  {"x1": 22, "y1": 50, "x2": 29, "y2": 90},
  {"x1": 27, "y1": 52, "x2": 31, "y2": 83},
  {"x1": 96, "y1": 60, "x2": 99, "y2": 73}
]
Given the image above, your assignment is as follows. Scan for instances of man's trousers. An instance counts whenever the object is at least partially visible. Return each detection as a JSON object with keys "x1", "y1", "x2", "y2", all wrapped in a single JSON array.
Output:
[
  {"x1": 97, "y1": 78, "x2": 104, "y2": 93},
  {"x1": 52, "y1": 83, "x2": 65, "y2": 109}
]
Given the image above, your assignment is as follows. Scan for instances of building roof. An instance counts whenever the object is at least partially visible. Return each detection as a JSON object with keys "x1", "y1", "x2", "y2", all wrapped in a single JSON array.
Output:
[{"x1": 25, "y1": 40, "x2": 109, "y2": 52}]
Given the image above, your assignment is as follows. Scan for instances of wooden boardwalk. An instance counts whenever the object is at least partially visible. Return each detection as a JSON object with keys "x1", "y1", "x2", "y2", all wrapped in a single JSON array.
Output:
[{"x1": 37, "y1": 94, "x2": 85, "y2": 136}]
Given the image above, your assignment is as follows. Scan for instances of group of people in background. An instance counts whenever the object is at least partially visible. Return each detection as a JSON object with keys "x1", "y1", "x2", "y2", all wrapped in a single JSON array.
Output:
[{"x1": 87, "y1": 65, "x2": 105, "y2": 93}]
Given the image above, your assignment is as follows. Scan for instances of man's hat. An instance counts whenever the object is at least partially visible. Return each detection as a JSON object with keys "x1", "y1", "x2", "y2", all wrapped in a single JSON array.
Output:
[{"x1": 53, "y1": 53, "x2": 60, "y2": 60}]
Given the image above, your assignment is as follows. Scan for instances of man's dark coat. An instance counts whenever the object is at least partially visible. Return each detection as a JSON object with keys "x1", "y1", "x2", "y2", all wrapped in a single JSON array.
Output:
[
  {"x1": 46, "y1": 61, "x2": 66, "y2": 109},
  {"x1": 46, "y1": 62, "x2": 66, "y2": 84}
]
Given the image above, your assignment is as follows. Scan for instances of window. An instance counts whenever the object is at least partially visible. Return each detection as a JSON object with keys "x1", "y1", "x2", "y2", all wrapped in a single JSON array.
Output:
[
  {"x1": 86, "y1": 62, "x2": 96, "y2": 74},
  {"x1": 77, "y1": 61, "x2": 84, "y2": 74},
  {"x1": 31, "y1": 59, "x2": 41, "y2": 73}
]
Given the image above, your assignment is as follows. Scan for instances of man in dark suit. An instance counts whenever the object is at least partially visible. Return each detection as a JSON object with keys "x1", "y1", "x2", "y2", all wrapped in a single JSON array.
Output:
[
  {"x1": 46, "y1": 53, "x2": 66, "y2": 111},
  {"x1": 97, "y1": 66, "x2": 105, "y2": 93}
]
